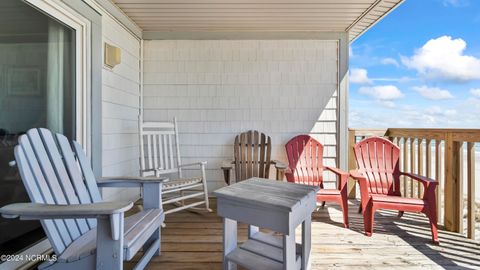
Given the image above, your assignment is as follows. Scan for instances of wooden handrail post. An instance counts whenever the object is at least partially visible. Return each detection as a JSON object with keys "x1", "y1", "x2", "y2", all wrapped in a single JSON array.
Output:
[
  {"x1": 444, "y1": 133, "x2": 463, "y2": 233},
  {"x1": 347, "y1": 129, "x2": 356, "y2": 199}
]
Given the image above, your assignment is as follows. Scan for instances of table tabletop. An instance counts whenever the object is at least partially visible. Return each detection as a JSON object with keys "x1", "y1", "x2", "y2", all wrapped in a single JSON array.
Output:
[{"x1": 214, "y1": 177, "x2": 319, "y2": 212}]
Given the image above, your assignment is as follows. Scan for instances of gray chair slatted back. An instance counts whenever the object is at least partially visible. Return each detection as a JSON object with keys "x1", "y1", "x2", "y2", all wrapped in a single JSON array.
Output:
[
  {"x1": 14, "y1": 128, "x2": 102, "y2": 255},
  {"x1": 140, "y1": 119, "x2": 182, "y2": 177}
]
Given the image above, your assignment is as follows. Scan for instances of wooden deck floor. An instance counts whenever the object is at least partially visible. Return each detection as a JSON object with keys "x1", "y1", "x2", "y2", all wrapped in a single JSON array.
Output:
[{"x1": 127, "y1": 199, "x2": 480, "y2": 270}]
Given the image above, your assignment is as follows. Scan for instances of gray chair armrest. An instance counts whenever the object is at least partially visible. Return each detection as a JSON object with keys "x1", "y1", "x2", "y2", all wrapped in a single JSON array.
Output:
[
  {"x1": 178, "y1": 161, "x2": 207, "y2": 168},
  {"x1": 0, "y1": 201, "x2": 133, "y2": 220},
  {"x1": 1, "y1": 202, "x2": 133, "y2": 240},
  {"x1": 97, "y1": 176, "x2": 169, "y2": 188},
  {"x1": 221, "y1": 160, "x2": 234, "y2": 185},
  {"x1": 221, "y1": 160, "x2": 234, "y2": 170},
  {"x1": 271, "y1": 160, "x2": 287, "y2": 180},
  {"x1": 271, "y1": 160, "x2": 287, "y2": 170}
]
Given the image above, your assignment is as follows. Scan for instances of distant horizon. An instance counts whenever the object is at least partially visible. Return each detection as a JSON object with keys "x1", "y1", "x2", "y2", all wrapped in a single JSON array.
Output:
[{"x1": 349, "y1": 0, "x2": 480, "y2": 129}]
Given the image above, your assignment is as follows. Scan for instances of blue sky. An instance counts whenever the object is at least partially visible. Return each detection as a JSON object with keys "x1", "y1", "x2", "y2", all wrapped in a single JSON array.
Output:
[{"x1": 349, "y1": 0, "x2": 480, "y2": 128}]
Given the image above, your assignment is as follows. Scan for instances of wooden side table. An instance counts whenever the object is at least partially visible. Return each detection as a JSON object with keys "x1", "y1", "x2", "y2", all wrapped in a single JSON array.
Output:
[{"x1": 214, "y1": 178, "x2": 319, "y2": 270}]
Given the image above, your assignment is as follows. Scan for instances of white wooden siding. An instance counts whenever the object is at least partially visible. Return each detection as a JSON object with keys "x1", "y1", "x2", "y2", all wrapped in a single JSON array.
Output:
[
  {"x1": 101, "y1": 15, "x2": 141, "y2": 202},
  {"x1": 143, "y1": 40, "x2": 339, "y2": 191}
]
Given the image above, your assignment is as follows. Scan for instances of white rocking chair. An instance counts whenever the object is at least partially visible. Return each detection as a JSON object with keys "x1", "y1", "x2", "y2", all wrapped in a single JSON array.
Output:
[{"x1": 140, "y1": 118, "x2": 211, "y2": 215}]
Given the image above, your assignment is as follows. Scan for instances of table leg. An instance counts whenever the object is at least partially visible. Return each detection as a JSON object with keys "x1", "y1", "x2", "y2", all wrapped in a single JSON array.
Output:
[
  {"x1": 248, "y1": 225, "x2": 259, "y2": 238},
  {"x1": 302, "y1": 216, "x2": 312, "y2": 270},
  {"x1": 223, "y1": 218, "x2": 237, "y2": 270},
  {"x1": 283, "y1": 232, "x2": 296, "y2": 270}
]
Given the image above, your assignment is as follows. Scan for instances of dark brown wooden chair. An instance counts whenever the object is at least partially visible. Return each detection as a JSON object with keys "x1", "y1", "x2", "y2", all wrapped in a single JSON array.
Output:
[{"x1": 221, "y1": 130, "x2": 286, "y2": 185}]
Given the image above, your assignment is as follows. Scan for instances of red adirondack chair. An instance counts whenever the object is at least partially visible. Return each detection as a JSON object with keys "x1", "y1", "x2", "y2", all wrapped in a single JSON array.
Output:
[
  {"x1": 285, "y1": 135, "x2": 349, "y2": 228},
  {"x1": 350, "y1": 137, "x2": 439, "y2": 244}
]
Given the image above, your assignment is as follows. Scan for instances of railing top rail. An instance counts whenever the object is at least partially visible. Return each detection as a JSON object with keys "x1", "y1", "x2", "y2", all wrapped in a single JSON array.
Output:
[
  {"x1": 350, "y1": 128, "x2": 480, "y2": 142},
  {"x1": 348, "y1": 128, "x2": 387, "y2": 137}
]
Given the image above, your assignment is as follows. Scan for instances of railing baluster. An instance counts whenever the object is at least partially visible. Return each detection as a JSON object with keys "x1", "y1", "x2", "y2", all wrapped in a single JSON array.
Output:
[
  {"x1": 404, "y1": 137, "x2": 410, "y2": 197},
  {"x1": 398, "y1": 137, "x2": 404, "y2": 196},
  {"x1": 410, "y1": 138, "x2": 416, "y2": 198},
  {"x1": 458, "y1": 142, "x2": 464, "y2": 234},
  {"x1": 347, "y1": 129, "x2": 357, "y2": 199},
  {"x1": 435, "y1": 139, "x2": 442, "y2": 225},
  {"x1": 467, "y1": 142, "x2": 476, "y2": 239},
  {"x1": 426, "y1": 138, "x2": 432, "y2": 183},
  {"x1": 418, "y1": 138, "x2": 424, "y2": 198}
]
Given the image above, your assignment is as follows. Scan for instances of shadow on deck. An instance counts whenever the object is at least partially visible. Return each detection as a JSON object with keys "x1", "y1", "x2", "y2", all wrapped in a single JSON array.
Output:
[{"x1": 127, "y1": 199, "x2": 479, "y2": 270}]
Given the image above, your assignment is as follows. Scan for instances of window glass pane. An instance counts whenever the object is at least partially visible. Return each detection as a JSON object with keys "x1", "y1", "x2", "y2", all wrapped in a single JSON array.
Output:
[{"x1": 0, "y1": 0, "x2": 76, "y2": 254}]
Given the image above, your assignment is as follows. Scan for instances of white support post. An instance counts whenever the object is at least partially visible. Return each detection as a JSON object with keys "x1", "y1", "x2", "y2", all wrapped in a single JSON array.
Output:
[
  {"x1": 302, "y1": 215, "x2": 312, "y2": 270},
  {"x1": 173, "y1": 117, "x2": 182, "y2": 178},
  {"x1": 223, "y1": 218, "x2": 237, "y2": 270},
  {"x1": 283, "y1": 232, "x2": 296, "y2": 270},
  {"x1": 96, "y1": 215, "x2": 124, "y2": 270},
  {"x1": 248, "y1": 225, "x2": 259, "y2": 238},
  {"x1": 200, "y1": 163, "x2": 211, "y2": 211},
  {"x1": 338, "y1": 32, "x2": 349, "y2": 171},
  {"x1": 143, "y1": 182, "x2": 162, "y2": 256}
]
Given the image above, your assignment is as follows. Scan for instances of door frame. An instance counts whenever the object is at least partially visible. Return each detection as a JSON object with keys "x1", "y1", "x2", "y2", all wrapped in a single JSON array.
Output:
[{"x1": 0, "y1": 1, "x2": 92, "y2": 269}]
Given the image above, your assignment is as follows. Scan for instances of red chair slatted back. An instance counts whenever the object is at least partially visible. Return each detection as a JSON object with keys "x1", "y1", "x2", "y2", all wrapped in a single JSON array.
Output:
[
  {"x1": 285, "y1": 135, "x2": 324, "y2": 186},
  {"x1": 353, "y1": 137, "x2": 401, "y2": 195}
]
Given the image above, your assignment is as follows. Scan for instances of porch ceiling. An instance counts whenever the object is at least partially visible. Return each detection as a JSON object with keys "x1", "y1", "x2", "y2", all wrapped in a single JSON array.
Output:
[{"x1": 111, "y1": 0, "x2": 403, "y2": 41}]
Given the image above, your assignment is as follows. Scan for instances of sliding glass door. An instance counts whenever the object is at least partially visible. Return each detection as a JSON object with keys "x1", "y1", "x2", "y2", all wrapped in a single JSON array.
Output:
[{"x1": 0, "y1": 0, "x2": 76, "y2": 254}]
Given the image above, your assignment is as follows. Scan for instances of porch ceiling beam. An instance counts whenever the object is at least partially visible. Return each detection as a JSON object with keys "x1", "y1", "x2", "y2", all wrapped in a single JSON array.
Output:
[{"x1": 142, "y1": 31, "x2": 347, "y2": 40}]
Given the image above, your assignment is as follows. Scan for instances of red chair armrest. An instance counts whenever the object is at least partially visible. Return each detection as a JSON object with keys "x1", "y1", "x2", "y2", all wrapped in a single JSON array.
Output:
[
  {"x1": 349, "y1": 170, "x2": 370, "y2": 204},
  {"x1": 349, "y1": 170, "x2": 366, "y2": 182},
  {"x1": 326, "y1": 166, "x2": 348, "y2": 190},
  {"x1": 401, "y1": 172, "x2": 438, "y2": 201},
  {"x1": 325, "y1": 166, "x2": 348, "y2": 177},
  {"x1": 401, "y1": 172, "x2": 438, "y2": 200},
  {"x1": 401, "y1": 172, "x2": 438, "y2": 187}
]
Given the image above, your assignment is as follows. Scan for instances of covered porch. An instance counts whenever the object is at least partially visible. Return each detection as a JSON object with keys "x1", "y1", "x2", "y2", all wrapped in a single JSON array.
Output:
[{"x1": 1, "y1": 0, "x2": 479, "y2": 269}]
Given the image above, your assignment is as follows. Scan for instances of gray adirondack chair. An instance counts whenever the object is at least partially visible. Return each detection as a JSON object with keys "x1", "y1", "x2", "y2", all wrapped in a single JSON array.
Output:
[
  {"x1": 140, "y1": 118, "x2": 211, "y2": 215},
  {"x1": 0, "y1": 128, "x2": 167, "y2": 270}
]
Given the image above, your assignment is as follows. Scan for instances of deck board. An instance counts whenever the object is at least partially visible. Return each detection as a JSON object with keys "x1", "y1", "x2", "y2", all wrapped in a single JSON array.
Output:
[{"x1": 129, "y1": 199, "x2": 479, "y2": 269}]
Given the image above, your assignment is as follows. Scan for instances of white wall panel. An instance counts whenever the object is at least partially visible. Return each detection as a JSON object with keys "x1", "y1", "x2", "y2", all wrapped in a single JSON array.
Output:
[
  {"x1": 101, "y1": 15, "x2": 141, "y2": 202},
  {"x1": 143, "y1": 40, "x2": 339, "y2": 191}
]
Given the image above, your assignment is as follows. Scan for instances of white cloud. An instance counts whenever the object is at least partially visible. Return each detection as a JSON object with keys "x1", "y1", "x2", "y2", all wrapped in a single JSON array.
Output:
[
  {"x1": 372, "y1": 76, "x2": 416, "y2": 83},
  {"x1": 401, "y1": 36, "x2": 480, "y2": 82},
  {"x1": 350, "y1": 68, "x2": 371, "y2": 84},
  {"x1": 379, "y1": 101, "x2": 396, "y2": 108},
  {"x1": 412, "y1": 85, "x2": 454, "y2": 100},
  {"x1": 381, "y1": 57, "x2": 400, "y2": 67},
  {"x1": 425, "y1": 106, "x2": 457, "y2": 116},
  {"x1": 470, "y1": 88, "x2": 480, "y2": 98},
  {"x1": 350, "y1": 98, "x2": 477, "y2": 129},
  {"x1": 358, "y1": 85, "x2": 404, "y2": 100}
]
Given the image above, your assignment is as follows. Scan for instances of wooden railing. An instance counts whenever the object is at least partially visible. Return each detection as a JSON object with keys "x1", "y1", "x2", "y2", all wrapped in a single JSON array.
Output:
[{"x1": 348, "y1": 128, "x2": 479, "y2": 239}]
